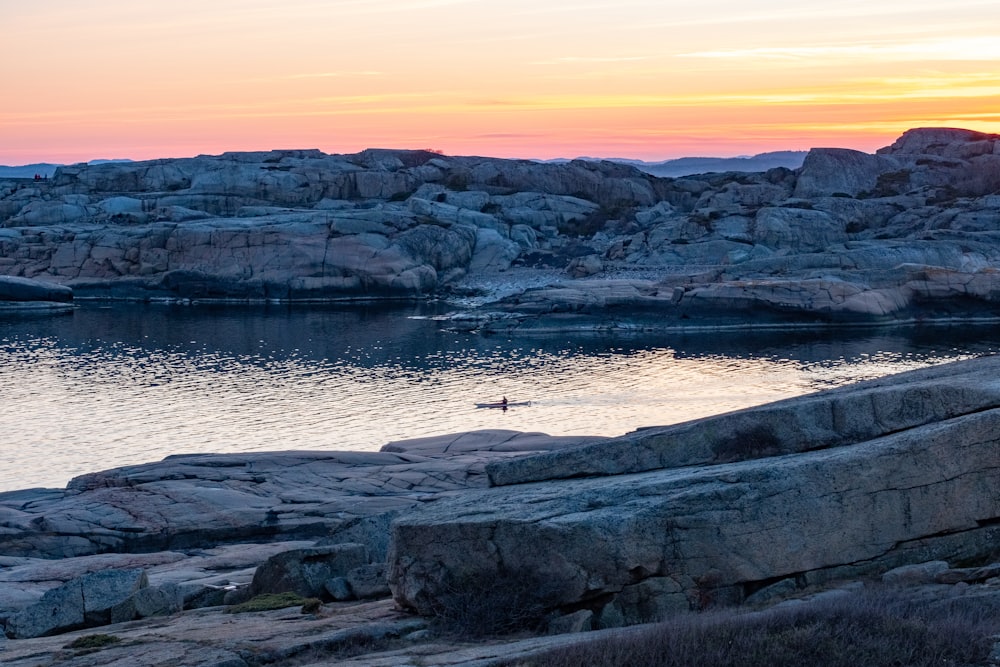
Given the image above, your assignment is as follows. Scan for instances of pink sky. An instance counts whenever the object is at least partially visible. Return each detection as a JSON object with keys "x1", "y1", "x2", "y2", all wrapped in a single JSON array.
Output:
[{"x1": 3, "y1": 0, "x2": 1000, "y2": 164}]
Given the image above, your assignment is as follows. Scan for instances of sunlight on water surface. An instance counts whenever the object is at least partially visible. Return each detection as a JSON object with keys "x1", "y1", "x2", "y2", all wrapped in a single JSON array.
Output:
[{"x1": 1, "y1": 303, "x2": 997, "y2": 491}]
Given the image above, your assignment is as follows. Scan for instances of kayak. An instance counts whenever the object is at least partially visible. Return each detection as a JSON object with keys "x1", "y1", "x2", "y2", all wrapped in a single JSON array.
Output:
[{"x1": 475, "y1": 401, "x2": 532, "y2": 408}]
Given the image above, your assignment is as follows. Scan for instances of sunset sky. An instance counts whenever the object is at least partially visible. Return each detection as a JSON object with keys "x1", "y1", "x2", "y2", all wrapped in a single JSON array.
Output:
[{"x1": 3, "y1": 0, "x2": 1000, "y2": 164}]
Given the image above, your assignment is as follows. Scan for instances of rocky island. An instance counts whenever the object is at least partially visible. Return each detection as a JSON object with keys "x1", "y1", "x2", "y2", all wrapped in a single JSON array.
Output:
[
  {"x1": 3, "y1": 128, "x2": 1000, "y2": 664},
  {"x1": 2, "y1": 127, "x2": 1000, "y2": 332}
]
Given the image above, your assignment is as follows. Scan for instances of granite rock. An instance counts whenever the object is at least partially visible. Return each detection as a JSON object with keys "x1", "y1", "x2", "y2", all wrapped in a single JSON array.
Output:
[
  {"x1": 6, "y1": 569, "x2": 147, "y2": 639},
  {"x1": 389, "y1": 356, "x2": 1000, "y2": 623}
]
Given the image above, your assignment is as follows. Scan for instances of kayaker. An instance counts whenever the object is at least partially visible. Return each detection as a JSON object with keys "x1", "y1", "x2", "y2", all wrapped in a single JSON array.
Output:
[{"x1": 501, "y1": 396, "x2": 508, "y2": 406}]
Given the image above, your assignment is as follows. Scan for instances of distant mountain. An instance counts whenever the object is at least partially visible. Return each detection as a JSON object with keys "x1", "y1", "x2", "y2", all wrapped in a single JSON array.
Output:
[
  {"x1": 2, "y1": 152, "x2": 804, "y2": 181},
  {"x1": 543, "y1": 151, "x2": 808, "y2": 178},
  {"x1": 0, "y1": 159, "x2": 132, "y2": 179},
  {"x1": 633, "y1": 151, "x2": 808, "y2": 178}
]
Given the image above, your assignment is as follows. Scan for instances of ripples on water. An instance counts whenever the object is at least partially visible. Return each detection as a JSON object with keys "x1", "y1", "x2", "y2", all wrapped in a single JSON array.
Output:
[{"x1": 1, "y1": 303, "x2": 998, "y2": 491}]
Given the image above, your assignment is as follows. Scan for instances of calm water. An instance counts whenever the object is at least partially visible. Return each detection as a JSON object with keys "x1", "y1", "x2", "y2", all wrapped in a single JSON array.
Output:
[{"x1": 1, "y1": 302, "x2": 998, "y2": 492}]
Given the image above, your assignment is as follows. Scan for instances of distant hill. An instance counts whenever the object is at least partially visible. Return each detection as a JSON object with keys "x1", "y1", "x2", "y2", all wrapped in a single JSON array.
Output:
[
  {"x1": 0, "y1": 159, "x2": 132, "y2": 179},
  {"x1": 538, "y1": 151, "x2": 807, "y2": 178},
  {"x1": 0, "y1": 163, "x2": 62, "y2": 179},
  {"x1": 632, "y1": 151, "x2": 807, "y2": 178},
  {"x1": 1, "y1": 152, "x2": 805, "y2": 181}
]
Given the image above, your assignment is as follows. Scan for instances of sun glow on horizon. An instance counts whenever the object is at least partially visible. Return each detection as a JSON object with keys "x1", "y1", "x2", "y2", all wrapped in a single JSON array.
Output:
[{"x1": 3, "y1": 0, "x2": 1000, "y2": 164}]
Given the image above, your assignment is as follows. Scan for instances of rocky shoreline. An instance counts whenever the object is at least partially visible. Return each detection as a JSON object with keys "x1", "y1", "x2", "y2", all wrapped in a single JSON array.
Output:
[
  {"x1": 3, "y1": 357, "x2": 1000, "y2": 664},
  {"x1": 3, "y1": 127, "x2": 1000, "y2": 333}
]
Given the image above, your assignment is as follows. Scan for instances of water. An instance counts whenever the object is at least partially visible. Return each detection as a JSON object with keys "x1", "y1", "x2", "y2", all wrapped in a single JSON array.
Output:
[{"x1": 1, "y1": 302, "x2": 998, "y2": 492}]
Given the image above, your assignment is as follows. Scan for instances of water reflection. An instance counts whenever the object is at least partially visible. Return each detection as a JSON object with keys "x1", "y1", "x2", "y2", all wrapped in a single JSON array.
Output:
[{"x1": 1, "y1": 303, "x2": 998, "y2": 491}]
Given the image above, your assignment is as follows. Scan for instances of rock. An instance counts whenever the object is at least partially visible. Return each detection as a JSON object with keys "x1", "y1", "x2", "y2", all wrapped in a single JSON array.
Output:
[
  {"x1": 130, "y1": 585, "x2": 183, "y2": 618},
  {"x1": 469, "y1": 228, "x2": 520, "y2": 272},
  {"x1": 793, "y1": 148, "x2": 903, "y2": 198},
  {"x1": 0, "y1": 433, "x2": 593, "y2": 562},
  {"x1": 882, "y1": 560, "x2": 948, "y2": 586},
  {"x1": 344, "y1": 563, "x2": 391, "y2": 600},
  {"x1": 5, "y1": 200, "x2": 89, "y2": 226},
  {"x1": 881, "y1": 561, "x2": 950, "y2": 585},
  {"x1": 488, "y1": 355, "x2": 1000, "y2": 485},
  {"x1": 877, "y1": 127, "x2": 997, "y2": 157},
  {"x1": 566, "y1": 254, "x2": 603, "y2": 277},
  {"x1": 990, "y1": 639, "x2": 1000, "y2": 667},
  {"x1": 752, "y1": 207, "x2": 846, "y2": 251},
  {"x1": 743, "y1": 578, "x2": 799, "y2": 606},
  {"x1": 222, "y1": 586, "x2": 251, "y2": 606},
  {"x1": 547, "y1": 609, "x2": 593, "y2": 635},
  {"x1": 935, "y1": 564, "x2": 1000, "y2": 585},
  {"x1": 248, "y1": 544, "x2": 369, "y2": 599},
  {"x1": 7, "y1": 568, "x2": 147, "y2": 638},
  {"x1": 180, "y1": 584, "x2": 229, "y2": 610},
  {"x1": 599, "y1": 577, "x2": 689, "y2": 627},
  {"x1": 388, "y1": 357, "x2": 1000, "y2": 624},
  {"x1": 324, "y1": 577, "x2": 353, "y2": 601},
  {"x1": 3, "y1": 129, "x2": 1000, "y2": 332},
  {"x1": 0, "y1": 275, "x2": 72, "y2": 302}
]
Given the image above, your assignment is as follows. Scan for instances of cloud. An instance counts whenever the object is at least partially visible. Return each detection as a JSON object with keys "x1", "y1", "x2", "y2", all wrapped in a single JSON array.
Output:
[
  {"x1": 475, "y1": 133, "x2": 543, "y2": 138},
  {"x1": 676, "y1": 37, "x2": 1000, "y2": 62},
  {"x1": 288, "y1": 71, "x2": 383, "y2": 79},
  {"x1": 532, "y1": 55, "x2": 652, "y2": 65}
]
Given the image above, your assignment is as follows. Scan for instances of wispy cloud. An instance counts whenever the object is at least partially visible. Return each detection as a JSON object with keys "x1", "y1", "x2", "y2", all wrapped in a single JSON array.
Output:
[
  {"x1": 288, "y1": 71, "x2": 383, "y2": 79},
  {"x1": 641, "y1": 1, "x2": 1000, "y2": 31},
  {"x1": 532, "y1": 55, "x2": 652, "y2": 65},
  {"x1": 676, "y1": 37, "x2": 1000, "y2": 62},
  {"x1": 475, "y1": 133, "x2": 543, "y2": 138}
]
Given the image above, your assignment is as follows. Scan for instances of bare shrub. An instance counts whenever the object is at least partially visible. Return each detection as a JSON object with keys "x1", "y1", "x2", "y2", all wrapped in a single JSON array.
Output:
[
  {"x1": 427, "y1": 568, "x2": 560, "y2": 638},
  {"x1": 510, "y1": 586, "x2": 1000, "y2": 667}
]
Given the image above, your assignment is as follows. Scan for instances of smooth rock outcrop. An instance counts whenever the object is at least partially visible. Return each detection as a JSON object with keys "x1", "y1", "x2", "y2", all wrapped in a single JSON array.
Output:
[
  {"x1": 7, "y1": 569, "x2": 147, "y2": 638},
  {"x1": 0, "y1": 431, "x2": 593, "y2": 564},
  {"x1": 487, "y1": 354, "x2": 1000, "y2": 485},
  {"x1": 388, "y1": 356, "x2": 1000, "y2": 624},
  {"x1": 0, "y1": 275, "x2": 72, "y2": 302},
  {"x1": 0, "y1": 429, "x2": 595, "y2": 639}
]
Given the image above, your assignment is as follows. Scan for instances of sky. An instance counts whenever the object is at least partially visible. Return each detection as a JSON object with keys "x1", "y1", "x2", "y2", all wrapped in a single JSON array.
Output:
[{"x1": 3, "y1": 0, "x2": 1000, "y2": 164}]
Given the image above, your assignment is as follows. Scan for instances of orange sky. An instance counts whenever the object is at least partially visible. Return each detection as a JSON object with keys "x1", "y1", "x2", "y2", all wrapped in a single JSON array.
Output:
[{"x1": 3, "y1": 0, "x2": 1000, "y2": 164}]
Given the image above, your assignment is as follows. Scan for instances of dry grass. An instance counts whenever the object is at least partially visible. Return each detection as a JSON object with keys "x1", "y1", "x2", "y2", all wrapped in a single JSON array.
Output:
[
  {"x1": 510, "y1": 586, "x2": 1000, "y2": 667},
  {"x1": 426, "y1": 568, "x2": 560, "y2": 638}
]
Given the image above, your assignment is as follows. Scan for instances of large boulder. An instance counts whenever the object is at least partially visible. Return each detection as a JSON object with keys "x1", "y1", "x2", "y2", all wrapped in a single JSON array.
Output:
[
  {"x1": 248, "y1": 544, "x2": 369, "y2": 599},
  {"x1": 5, "y1": 568, "x2": 147, "y2": 638},
  {"x1": 793, "y1": 148, "x2": 903, "y2": 198},
  {"x1": 388, "y1": 356, "x2": 1000, "y2": 625},
  {"x1": 877, "y1": 127, "x2": 999, "y2": 157}
]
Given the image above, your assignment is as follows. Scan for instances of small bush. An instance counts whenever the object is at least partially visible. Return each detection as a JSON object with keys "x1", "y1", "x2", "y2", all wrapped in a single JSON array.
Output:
[
  {"x1": 226, "y1": 591, "x2": 320, "y2": 614},
  {"x1": 64, "y1": 634, "x2": 121, "y2": 650},
  {"x1": 511, "y1": 586, "x2": 1000, "y2": 667}
]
